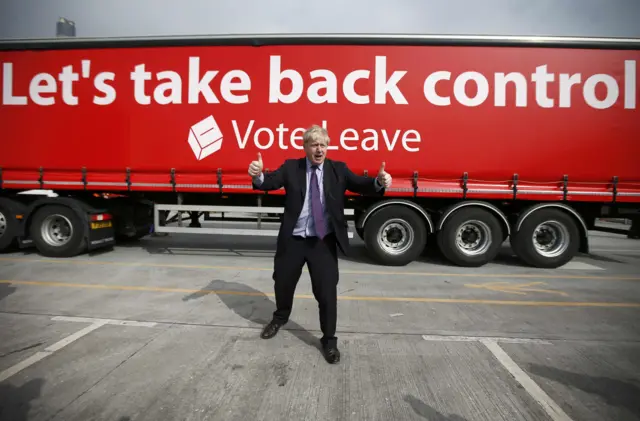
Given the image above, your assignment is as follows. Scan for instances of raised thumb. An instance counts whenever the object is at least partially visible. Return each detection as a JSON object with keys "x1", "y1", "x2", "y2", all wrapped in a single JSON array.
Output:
[
  {"x1": 257, "y1": 152, "x2": 263, "y2": 163},
  {"x1": 379, "y1": 162, "x2": 386, "y2": 173}
]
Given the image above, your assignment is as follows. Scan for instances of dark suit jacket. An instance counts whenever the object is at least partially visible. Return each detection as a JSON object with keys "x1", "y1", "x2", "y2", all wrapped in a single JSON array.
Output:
[{"x1": 253, "y1": 158, "x2": 384, "y2": 255}]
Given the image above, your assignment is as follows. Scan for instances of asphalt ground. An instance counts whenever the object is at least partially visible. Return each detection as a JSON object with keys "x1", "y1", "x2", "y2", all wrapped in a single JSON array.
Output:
[{"x1": 0, "y1": 223, "x2": 639, "y2": 421}]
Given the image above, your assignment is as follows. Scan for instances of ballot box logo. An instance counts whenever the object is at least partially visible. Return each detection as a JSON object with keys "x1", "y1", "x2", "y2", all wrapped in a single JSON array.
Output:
[{"x1": 188, "y1": 115, "x2": 224, "y2": 160}]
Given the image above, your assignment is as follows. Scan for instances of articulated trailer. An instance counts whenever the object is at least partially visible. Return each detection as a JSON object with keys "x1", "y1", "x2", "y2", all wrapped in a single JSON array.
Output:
[{"x1": 1, "y1": 33, "x2": 639, "y2": 268}]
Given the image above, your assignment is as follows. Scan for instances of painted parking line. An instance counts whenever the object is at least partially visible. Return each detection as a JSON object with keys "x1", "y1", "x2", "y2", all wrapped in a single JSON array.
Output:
[
  {"x1": 481, "y1": 339, "x2": 573, "y2": 421},
  {"x1": 0, "y1": 316, "x2": 157, "y2": 383},
  {"x1": 2, "y1": 279, "x2": 640, "y2": 308},
  {"x1": 1, "y1": 257, "x2": 639, "y2": 281},
  {"x1": 419, "y1": 334, "x2": 573, "y2": 420},
  {"x1": 421, "y1": 335, "x2": 551, "y2": 344},
  {"x1": 590, "y1": 249, "x2": 640, "y2": 254},
  {"x1": 464, "y1": 281, "x2": 568, "y2": 296},
  {"x1": 0, "y1": 320, "x2": 107, "y2": 383},
  {"x1": 51, "y1": 315, "x2": 158, "y2": 328}
]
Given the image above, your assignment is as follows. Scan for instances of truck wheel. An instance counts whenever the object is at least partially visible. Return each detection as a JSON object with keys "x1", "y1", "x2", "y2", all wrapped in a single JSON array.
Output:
[
  {"x1": 363, "y1": 205, "x2": 427, "y2": 266},
  {"x1": 0, "y1": 205, "x2": 18, "y2": 252},
  {"x1": 511, "y1": 209, "x2": 580, "y2": 268},
  {"x1": 437, "y1": 207, "x2": 503, "y2": 267},
  {"x1": 29, "y1": 205, "x2": 86, "y2": 258}
]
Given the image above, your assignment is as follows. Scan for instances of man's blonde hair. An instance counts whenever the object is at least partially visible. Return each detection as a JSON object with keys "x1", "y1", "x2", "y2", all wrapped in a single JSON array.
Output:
[{"x1": 303, "y1": 124, "x2": 330, "y2": 146}]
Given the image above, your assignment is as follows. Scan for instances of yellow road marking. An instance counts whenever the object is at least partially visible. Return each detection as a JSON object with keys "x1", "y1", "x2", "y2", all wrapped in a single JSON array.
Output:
[
  {"x1": 2, "y1": 280, "x2": 639, "y2": 308},
  {"x1": 1, "y1": 257, "x2": 639, "y2": 281},
  {"x1": 465, "y1": 282, "x2": 569, "y2": 296}
]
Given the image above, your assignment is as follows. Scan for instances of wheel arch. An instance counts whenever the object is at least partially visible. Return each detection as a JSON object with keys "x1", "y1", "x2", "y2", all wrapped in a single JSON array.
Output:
[
  {"x1": 436, "y1": 201, "x2": 511, "y2": 239},
  {"x1": 23, "y1": 197, "x2": 104, "y2": 240},
  {"x1": 356, "y1": 199, "x2": 434, "y2": 234},
  {"x1": 514, "y1": 203, "x2": 589, "y2": 254}
]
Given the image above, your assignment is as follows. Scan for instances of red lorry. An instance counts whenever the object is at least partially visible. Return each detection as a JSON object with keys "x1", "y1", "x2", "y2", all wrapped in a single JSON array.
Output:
[{"x1": 1, "y1": 34, "x2": 639, "y2": 268}]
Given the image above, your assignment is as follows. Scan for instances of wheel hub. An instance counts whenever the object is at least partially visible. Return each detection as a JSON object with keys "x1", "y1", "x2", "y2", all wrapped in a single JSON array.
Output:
[
  {"x1": 532, "y1": 221, "x2": 569, "y2": 258},
  {"x1": 535, "y1": 229, "x2": 556, "y2": 246},
  {"x1": 455, "y1": 220, "x2": 491, "y2": 256},
  {"x1": 386, "y1": 226, "x2": 403, "y2": 243},
  {"x1": 0, "y1": 212, "x2": 6, "y2": 237},
  {"x1": 41, "y1": 214, "x2": 73, "y2": 247},
  {"x1": 377, "y1": 219, "x2": 415, "y2": 255},
  {"x1": 460, "y1": 227, "x2": 479, "y2": 245}
]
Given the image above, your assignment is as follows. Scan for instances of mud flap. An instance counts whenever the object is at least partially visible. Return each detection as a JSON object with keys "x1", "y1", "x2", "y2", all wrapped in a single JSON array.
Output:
[{"x1": 86, "y1": 219, "x2": 116, "y2": 251}]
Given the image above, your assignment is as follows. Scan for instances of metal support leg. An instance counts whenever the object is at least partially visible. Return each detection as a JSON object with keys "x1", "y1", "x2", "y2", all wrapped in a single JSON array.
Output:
[
  {"x1": 628, "y1": 218, "x2": 640, "y2": 239},
  {"x1": 257, "y1": 195, "x2": 262, "y2": 229},
  {"x1": 177, "y1": 193, "x2": 183, "y2": 227}
]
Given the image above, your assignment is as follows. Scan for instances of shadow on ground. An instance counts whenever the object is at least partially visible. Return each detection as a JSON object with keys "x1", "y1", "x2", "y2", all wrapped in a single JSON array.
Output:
[
  {"x1": 112, "y1": 234, "x2": 533, "y2": 268},
  {"x1": 0, "y1": 378, "x2": 45, "y2": 421},
  {"x1": 182, "y1": 279, "x2": 322, "y2": 351},
  {"x1": 0, "y1": 283, "x2": 17, "y2": 303},
  {"x1": 403, "y1": 394, "x2": 470, "y2": 420},
  {"x1": 528, "y1": 364, "x2": 640, "y2": 417}
]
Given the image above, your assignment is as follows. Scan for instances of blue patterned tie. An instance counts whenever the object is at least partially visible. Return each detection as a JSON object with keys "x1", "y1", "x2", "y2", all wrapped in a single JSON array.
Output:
[{"x1": 309, "y1": 166, "x2": 326, "y2": 239}]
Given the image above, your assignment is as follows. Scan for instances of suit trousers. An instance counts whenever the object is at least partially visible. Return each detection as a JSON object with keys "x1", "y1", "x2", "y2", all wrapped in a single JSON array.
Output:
[{"x1": 272, "y1": 232, "x2": 339, "y2": 346}]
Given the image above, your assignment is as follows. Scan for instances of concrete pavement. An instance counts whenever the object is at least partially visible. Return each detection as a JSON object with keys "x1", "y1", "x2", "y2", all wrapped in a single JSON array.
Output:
[{"x1": 0, "y1": 228, "x2": 639, "y2": 420}]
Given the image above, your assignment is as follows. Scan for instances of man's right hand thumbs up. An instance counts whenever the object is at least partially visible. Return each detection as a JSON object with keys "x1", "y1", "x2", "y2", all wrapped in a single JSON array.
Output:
[
  {"x1": 376, "y1": 161, "x2": 392, "y2": 188},
  {"x1": 248, "y1": 152, "x2": 263, "y2": 177}
]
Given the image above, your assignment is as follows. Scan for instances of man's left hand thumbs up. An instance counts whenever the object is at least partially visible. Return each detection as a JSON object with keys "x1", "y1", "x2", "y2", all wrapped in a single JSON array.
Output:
[{"x1": 377, "y1": 161, "x2": 392, "y2": 188}]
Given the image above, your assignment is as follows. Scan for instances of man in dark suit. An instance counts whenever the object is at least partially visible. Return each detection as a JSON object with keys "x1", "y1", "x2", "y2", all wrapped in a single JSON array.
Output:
[{"x1": 248, "y1": 124, "x2": 392, "y2": 363}]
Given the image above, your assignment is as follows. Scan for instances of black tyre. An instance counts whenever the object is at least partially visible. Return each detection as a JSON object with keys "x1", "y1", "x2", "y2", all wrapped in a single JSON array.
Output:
[
  {"x1": 0, "y1": 204, "x2": 18, "y2": 252},
  {"x1": 29, "y1": 205, "x2": 87, "y2": 258},
  {"x1": 511, "y1": 209, "x2": 580, "y2": 269},
  {"x1": 363, "y1": 205, "x2": 427, "y2": 266},
  {"x1": 437, "y1": 207, "x2": 504, "y2": 267}
]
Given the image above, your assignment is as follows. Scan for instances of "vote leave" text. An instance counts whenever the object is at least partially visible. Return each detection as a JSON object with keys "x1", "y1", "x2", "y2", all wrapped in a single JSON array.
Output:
[{"x1": 232, "y1": 120, "x2": 421, "y2": 152}]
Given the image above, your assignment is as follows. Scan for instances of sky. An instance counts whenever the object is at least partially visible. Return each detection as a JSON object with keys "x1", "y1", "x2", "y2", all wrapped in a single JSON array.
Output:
[{"x1": 1, "y1": 0, "x2": 640, "y2": 40}]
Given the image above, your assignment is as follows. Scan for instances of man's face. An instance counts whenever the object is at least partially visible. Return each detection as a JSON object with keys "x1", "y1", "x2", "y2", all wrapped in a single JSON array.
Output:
[{"x1": 304, "y1": 138, "x2": 328, "y2": 165}]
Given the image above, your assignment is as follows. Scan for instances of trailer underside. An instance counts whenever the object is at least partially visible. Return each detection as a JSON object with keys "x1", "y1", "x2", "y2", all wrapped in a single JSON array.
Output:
[{"x1": 1, "y1": 186, "x2": 638, "y2": 269}]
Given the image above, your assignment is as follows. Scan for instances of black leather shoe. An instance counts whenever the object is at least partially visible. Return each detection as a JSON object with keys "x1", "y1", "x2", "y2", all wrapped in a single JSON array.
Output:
[
  {"x1": 260, "y1": 321, "x2": 282, "y2": 339},
  {"x1": 322, "y1": 344, "x2": 340, "y2": 364}
]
